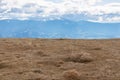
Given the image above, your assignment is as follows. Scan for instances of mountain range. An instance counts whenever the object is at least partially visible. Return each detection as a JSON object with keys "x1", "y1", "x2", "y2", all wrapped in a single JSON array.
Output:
[{"x1": 0, "y1": 20, "x2": 120, "y2": 39}]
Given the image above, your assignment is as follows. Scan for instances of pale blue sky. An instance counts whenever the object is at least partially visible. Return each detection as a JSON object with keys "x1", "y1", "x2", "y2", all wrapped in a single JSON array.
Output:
[
  {"x1": 100, "y1": 0, "x2": 120, "y2": 4},
  {"x1": 104, "y1": 0, "x2": 120, "y2": 3}
]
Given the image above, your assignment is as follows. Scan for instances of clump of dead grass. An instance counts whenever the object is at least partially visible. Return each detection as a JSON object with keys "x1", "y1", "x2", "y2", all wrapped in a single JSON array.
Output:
[
  {"x1": 63, "y1": 69, "x2": 81, "y2": 80},
  {"x1": 27, "y1": 74, "x2": 47, "y2": 80},
  {"x1": 35, "y1": 50, "x2": 48, "y2": 57},
  {"x1": 0, "y1": 63, "x2": 7, "y2": 69},
  {"x1": 64, "y1": 52, "x2": 94, "y2": 63}
]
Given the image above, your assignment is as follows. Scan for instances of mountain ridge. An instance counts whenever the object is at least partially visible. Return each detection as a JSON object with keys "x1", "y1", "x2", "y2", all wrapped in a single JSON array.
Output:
[{"x1": 0, "y1": 20, "x2": 120, "y2": 39}]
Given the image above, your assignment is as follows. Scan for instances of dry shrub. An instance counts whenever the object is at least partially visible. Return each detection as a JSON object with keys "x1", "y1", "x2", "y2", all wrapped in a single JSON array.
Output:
[
  {"x1": 0, "y1": 52, "x2": 5, "y2": 54},
  {"x1": 0, "y1": 62, "x2": 9, "y2": 69},
  {"x1": 64, "y1": 52, "x2": 93, "y2": 63},
  {"x1": 32, "y1": 69, "x2": 42, "y2": 73},
  {"x1": 27, "y1": 74, "x2": 47, "y2": 80},
  {"x1": 58, "y1": 38, "x2": 65, "y2": 40},
  {"x1": 63, "y1": 69, "x2": 81, "y2": 80},
  {"x1": 92, "y1": 47, "x2": 102, "y2": 50},
  {"x1": 28, "y1": 78, "x2": 44, "y2": 80},
  {"x1": 35, "y1": 51, "x2": 48, "y2": 57}
]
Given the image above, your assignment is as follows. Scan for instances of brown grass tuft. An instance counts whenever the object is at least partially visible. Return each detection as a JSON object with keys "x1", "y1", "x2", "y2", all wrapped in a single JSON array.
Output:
[
  {"x1": 0, "y1": 61, "x2": 10, "y2": 69},
  {"x1": 27, "y1": 74, "x2": 47, "y2": 80},
  {"x1": 64, "y1": 52, "x2": 93, "y2": 63},
  {"x1": 35, "y1": 51, "x2": 48, "y2": 57},
  {"x1": 63, "y1": 69, "x2": 81, "y2": 80},
  {"x1": 92, "y1": 47, "x2": 102, "y2": 50}
]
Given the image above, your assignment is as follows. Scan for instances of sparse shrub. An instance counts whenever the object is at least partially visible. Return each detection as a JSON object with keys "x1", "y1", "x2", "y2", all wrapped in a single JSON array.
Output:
[
  {"x1": 32, "y1": 69, "x2": 42, "y2": 73},
  {"x1": 35, "y1": 51, "x2": 48, "y2": 56},
  {"x1": 27, "y1": 75, "x2": 47, "y2": 80},
  {"x1": 64, "y1": 52, "x2": 93, "y2": 63},
  {"x1": 92, "y1": 47, "x2": 102, "y2": 50},
  {"x1": 63, "y1": 69, "x2": 81, "y2": 80},
  {"x1": 0, "y1": 62, "x2": 8, "y2": 69},
  {"x1": 78, "y1": 52, "x2": 93, "y2": 63},
  {"x1": 59, "y1": 38, "x2": 65, "y2": 40},
  {"x1": 0, "y1": 52, "x2": 5, "y2": 54}
]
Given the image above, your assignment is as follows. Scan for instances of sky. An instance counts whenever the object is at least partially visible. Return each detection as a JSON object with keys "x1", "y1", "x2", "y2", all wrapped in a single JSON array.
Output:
[
  {"x1": 0, "y1": 0, "x2": 120, "y2": 39},
  {"x1": 0, "y1": 0, "x2": 120, "y2": 23}
]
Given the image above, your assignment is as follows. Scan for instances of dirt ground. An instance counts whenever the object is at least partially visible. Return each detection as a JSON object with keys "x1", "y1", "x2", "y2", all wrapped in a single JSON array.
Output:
[{"x1": 0, "y1": 39, "x2": 120, "y2": 80}]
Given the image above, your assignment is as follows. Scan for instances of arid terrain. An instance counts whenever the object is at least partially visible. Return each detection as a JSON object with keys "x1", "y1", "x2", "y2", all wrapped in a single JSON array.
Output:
[{"x1": 0, "y1": 39, "x2": 120, "y2": 80}]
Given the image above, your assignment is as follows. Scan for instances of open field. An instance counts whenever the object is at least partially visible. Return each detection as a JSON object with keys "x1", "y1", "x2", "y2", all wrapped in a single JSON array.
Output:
[{"x1": 0, "y1": 39, "x2": 120, "y2": 80}]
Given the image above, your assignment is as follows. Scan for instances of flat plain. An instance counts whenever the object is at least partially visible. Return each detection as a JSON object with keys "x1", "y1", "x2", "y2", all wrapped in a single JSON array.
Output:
[{"x1": 0, "y1": 39, "x2": 120, "y2": 80}]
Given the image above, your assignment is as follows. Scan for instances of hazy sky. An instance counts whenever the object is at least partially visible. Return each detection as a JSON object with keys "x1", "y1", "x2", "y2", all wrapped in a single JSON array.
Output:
[
  {"x1": 103, "y1": 0, "x2": 120, "y2": 3},
  {"x1": 0, "y1": 0, "x2": 120, "y2": 39},
  {"x1": 0, "y1": 0, "x2": 120, "y2": 23}
]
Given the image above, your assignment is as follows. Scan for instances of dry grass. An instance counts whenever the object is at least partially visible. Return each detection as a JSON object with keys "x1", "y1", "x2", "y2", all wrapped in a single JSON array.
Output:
[
  {"x1": 0, "y1": 61, "x2": 10, "y2": 69},
  {"x1": 34, "y1": 50, "x2": 48, "y2": 57},
  {"x1": 0, "y1": 63, "x2": 7, "y2": 69},
  {"x1": 0, "y1": 39, "x2": 120, "y2": 80},
  {"x1": 64, "y1": 52, "x2": 94, "y2": 63},
  {"x1": 63, "y1": 69, "x2": 81, "y2": 80}
]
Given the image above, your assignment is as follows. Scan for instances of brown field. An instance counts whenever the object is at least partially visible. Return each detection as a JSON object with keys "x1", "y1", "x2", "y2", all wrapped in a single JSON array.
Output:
[{"x1": 0, "y1": 39, "x2": 120, "y2": 80}]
